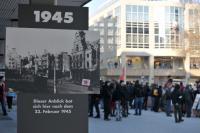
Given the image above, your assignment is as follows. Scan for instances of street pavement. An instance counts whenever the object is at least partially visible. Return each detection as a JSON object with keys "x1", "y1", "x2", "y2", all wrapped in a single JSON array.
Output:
[
  {"x1": 0, "y1": 106, "x2": 17, "y2": 133},
  {"x1": 89, "y1": 109, "x2": 200, "y2": 133},
  {"x1": 1, "y1": 106, "x2": 200, "y2": 133}
]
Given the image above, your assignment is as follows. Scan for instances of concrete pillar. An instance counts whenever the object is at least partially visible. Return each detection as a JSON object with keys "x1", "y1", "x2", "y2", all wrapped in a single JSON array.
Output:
[
  {"x1": 120, "y1": 1, "x2": 126, "y2": 51},
  {"x1": 184, "y1": 53, "x2": 190, "y2": 84},
  {"x1": 183, "y1": 5, "x2": 190, "y2": 85},
  {"x1": 149, "y1": 55, "x2": 154, "y2": 84},
  {"x1": 148, "y1": 5, "x2": 155, "y2": 85}
]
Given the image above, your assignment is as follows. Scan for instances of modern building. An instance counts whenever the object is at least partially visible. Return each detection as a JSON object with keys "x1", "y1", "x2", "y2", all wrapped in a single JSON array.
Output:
[{"x1": 89, "y1": 0, "x2": 200, "y2": 85}]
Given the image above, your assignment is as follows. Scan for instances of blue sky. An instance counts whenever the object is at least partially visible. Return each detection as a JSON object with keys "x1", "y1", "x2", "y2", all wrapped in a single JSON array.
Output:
[{"x1": 84, "y1": 0, "x2": 108, "y2": 16}]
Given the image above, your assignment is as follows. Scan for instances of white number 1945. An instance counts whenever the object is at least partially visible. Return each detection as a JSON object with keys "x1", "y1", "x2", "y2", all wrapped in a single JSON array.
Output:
[{"x1": 34, "y1": 11, "x2": 73, "y2": 24}]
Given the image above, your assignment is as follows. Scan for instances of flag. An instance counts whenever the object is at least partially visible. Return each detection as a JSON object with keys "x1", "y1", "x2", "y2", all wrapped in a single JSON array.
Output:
[{"x1": 119, "y1": 67, "x2": 125, "y2": 81}]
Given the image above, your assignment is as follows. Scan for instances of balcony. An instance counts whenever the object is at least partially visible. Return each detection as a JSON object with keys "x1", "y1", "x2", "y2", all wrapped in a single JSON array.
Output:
[
  {"x1": 154, "y1": 69, "x2": 186, "y2": 76},
  {"x1": 190, "y1": 69, "x2": 200, "y2": 77},
  {"x1": 101, "y1": 68, "x2": 150, "y2": 76}
]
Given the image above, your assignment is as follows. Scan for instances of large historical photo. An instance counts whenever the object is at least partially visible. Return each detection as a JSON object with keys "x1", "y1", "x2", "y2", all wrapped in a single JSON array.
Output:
[{"x1": 6, "y1": 27, "x2": 100, "y2": 94}]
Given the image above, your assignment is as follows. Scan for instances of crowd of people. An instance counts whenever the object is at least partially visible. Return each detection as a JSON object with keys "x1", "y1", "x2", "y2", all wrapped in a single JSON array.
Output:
[
  {"x1": 1, "y1": 74, "x2": 200, "y2": 123},
  {"x1": 89, "y1": 77, "x2": 200, "y2": 123}
]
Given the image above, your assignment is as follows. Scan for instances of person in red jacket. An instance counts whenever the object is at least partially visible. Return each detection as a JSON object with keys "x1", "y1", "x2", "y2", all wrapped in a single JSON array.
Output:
[{"x1": 0, "y1": 76, "x2": 7, "y2": 116}]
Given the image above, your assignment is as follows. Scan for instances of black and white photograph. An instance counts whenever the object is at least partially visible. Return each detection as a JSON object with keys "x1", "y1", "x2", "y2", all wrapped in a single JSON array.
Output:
[{"x1": 5, "y1": 27, "x2": 100, "y2": 94}]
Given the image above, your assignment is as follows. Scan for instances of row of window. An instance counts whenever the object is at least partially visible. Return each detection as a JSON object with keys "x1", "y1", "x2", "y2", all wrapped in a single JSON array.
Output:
[
  {"x1": 126, "y1": 5, "x2": 149, "y2": 48},
  {"x1": 106, "y1": 56, "x2": 200, "y2": 70},
  {"x1": 72, "y1": 54, "x2": 90, "y2": 61},
  {"x1": 98, "y1": 23, "x2": 115, "y2": 27},
  {"x1": 126, "y1": 5, "x2": 149, "y2": 13},
  {"x1": 72, "y1": 62, "x2": 90, "y2": 69},
  {"x1": 155, "y1": 35, "x2": 180, "y2": 43},
  {"x1": 126, "y1": 12, "x2": 149, "y2": 22},
  {"x1": 154, "y1": 27, "x2": 179, "y2": 35},
  {"x1": 189, "y1": 9, "x2": 200, "y2": 30},
  {"x1": 126, "y1": 43, "x2": 149, "y2": 48},
  {"x1": 126, "y1": 27, "x2": 149, "y2": 34},
  {"x1": 126, "y1": 34, "x2": 149, "y2": 43}
]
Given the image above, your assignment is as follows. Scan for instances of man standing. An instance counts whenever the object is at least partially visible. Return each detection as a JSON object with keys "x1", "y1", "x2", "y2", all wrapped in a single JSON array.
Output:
[
  {"x1": 134, "y1": 80, "x2": 144, "y2": 116},
  {"x1": 153, "y1": 85, "x2": 162, "y2": 112},
  {"x1": 143, "y1": 82, "x2": 150, "y2": 110},
  {"x1": 165, "y1": 78, "x2": 173, "y2": 117},
  {"x1": 172, "y1": 84, "x2": 184, "y2": 123},
  {"x1": 0, "y1": 76, "x2": 7, "y2": 116},
  {"x1": 121, "y1": 81, "x2": 129, "y2": 117},
  {"x1": 184, "y1": 85, "x2": 194, "y2": 117},
  {"x1": 89, "y1": 94, "x2": 100, "y2": 118},
  {"x1": 103, "y1": 81, "x2": 112, "y2": 121},
  {"x1": 112, "y1": 83, "x2": 123, "y2": 121}
]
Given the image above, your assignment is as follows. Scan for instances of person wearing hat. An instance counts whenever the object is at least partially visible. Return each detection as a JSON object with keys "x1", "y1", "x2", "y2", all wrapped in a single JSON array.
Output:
[{"x1": 0, "y1": 76, "x2": 7, "y2": 116}]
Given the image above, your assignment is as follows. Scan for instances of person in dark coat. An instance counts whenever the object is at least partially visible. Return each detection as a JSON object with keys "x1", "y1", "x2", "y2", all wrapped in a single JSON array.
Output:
[
  {"x1": 112, "y1": 83, "x2": 123, "y2": 121},
  {"x1": 112, "y1": 83, "x2": 123, "y2": 103},
  {"x1": 143, "y1": 82, "x2": 150, "y2": 110},
  {"x1": 0, "y1": 76, "x2": 7, "y2": 116},
  {"x1": 89, "y1": 94, "x2": 100, "y2": 118},
  {"x1": 165, "y1": 78, "x2": 173, "y2": 117},
  {"x1": 184, "y1": 85, "x2": 194, "y2": 117},
  {"x1": 153, "y1": 85, "x2": 162, "y2": 112},
  {"x1": 121, "y1": 81, "x2": 129, "y2": 117},
  {"x1": 194, "y1": 82, "x2": 200, "y2": 99},
  {"x1": 151, "y1": 84, "x2": 161, "y2": 112},
  {"x1": 171, "y1": 84, "x2": 184, "y2": 123},
  {"x1": 179, "y1": 82, "x2": 186, "y2": 116},
  {"x1": 102, "y1": 81, "x2": 112, "y2": 121},
  {"x1": 134, "y1": 80, "x2": 144, "y2": 115},
  {"x1": 127, "y1": 82, "x2": 134, "y2": 109}
]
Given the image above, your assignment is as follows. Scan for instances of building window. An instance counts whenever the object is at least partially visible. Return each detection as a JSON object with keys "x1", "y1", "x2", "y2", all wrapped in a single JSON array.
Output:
[
  {"x1": 108, "y1": 37, "x2": 113, "y2": 44},
  {"x1": 108, "y1": 29, "x2": 113, "y2": 35},
  {"x1": 189, "y1": 9, "x2": 200, "y2": 33},
  {"x1": 190, "y1": 57, "x2": 200, "y2": 69},
  {"x1": 154, "y1": 6, "x2": 184, "y2": 48},
  {"x1": 154, "y1": 57, "x2": 173, "y2": 69},
  {"x1": 100, "y1": 45, "x2": 104, "y2": 52},
  {"x1": 108, "y1": 22, "x2": 113, "y2": 27},
  {"x1": 126, "y1": 34, "x2": 131, "y2": 43},
  {"x1": 126, "y1": 5, "x2": 149, "y2": 48},
  {"x1": 100, "y1": 29, "x2": 104, "y2": 35},
  {"x1": 100, "y1": 37, "x2": 104, "y2": 44},
  {"x1": 126, "y1": 56, "x2": 149, "y2": 69},
  {"x1": 99, "y1": 23, "x2": 104, "y2": 27},
  {"x1": 87, "y1": 62, "x2": 89, "y2": 68}
]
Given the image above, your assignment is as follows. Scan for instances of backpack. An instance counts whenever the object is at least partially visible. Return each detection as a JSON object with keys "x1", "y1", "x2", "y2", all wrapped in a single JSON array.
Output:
[{"x1": 153, "y1": 89, "x2": 158, "y2": 96}]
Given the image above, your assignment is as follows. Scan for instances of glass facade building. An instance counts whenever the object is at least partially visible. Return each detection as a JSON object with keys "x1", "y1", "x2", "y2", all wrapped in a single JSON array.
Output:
[{"x1": 90, "y1": 0, "x2": 200, "y2": 84}]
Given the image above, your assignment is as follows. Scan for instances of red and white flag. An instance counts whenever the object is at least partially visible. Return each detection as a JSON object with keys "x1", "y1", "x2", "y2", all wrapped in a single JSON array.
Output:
[{"x1": 119, "y1": 67, "x2": 125, "y2": 81}]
